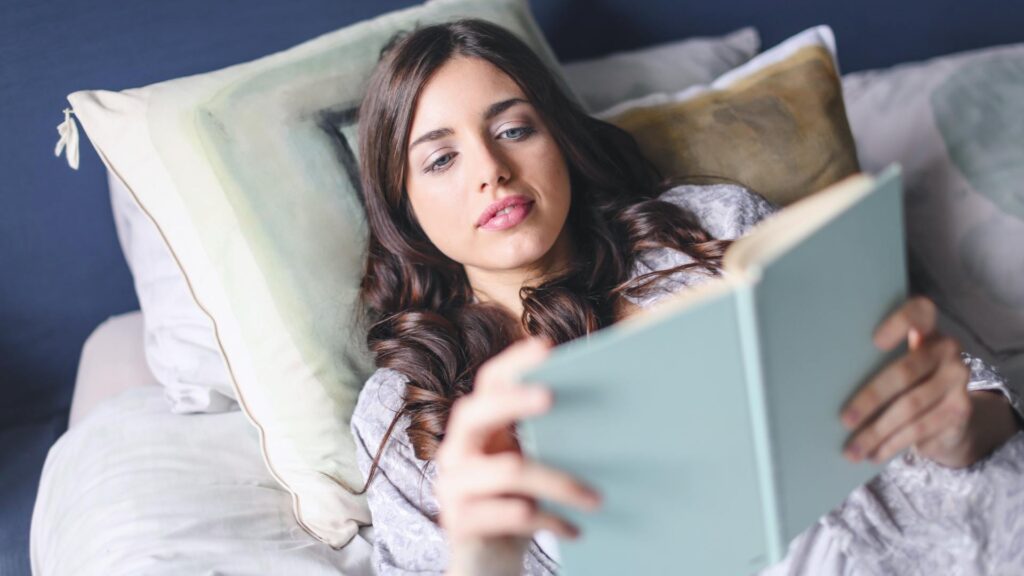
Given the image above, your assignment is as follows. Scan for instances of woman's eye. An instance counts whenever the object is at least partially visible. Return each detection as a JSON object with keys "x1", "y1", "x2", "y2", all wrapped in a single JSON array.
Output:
[
  {"x1": 499, "y1": 126, "x2": 535, "y2": 140},
  {"x1": 426, "y1": 152, "x2": 455, "y2": 174}
]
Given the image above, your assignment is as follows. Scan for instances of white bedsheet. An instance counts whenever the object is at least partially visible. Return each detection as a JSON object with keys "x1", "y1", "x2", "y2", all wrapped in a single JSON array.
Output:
[
  {"x1": 30, "y1": 385, "x2": 374, "y2": 575},
  {"x1": 32, "y1": 311, "x2": 1024, "y2": 575}
]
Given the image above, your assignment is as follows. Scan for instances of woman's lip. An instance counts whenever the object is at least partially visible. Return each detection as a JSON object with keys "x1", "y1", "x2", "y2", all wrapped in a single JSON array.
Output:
[
  {"x1": 479, "y1": 201, "x2": 534, "y2": 231},
  {"x1": 477, "y1": 195, "x2": 534, "y2": 227}
]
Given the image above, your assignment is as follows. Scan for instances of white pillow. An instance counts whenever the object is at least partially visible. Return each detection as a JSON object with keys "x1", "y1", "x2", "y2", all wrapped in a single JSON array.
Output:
[
  {"x1": 69, "y1": 311, "x2": 159, "y2": 429},
  {"x1": 66, "y1": 0, "x2": 567, "y2": 549},
  {"x1": 842, "y1": 42, "x2": 1024, "y2": 387},
  {"x1": 561, "y1": 27, "x2": 760, "y2": 113},
  {"x1": 100, "y1": 25, "x2": 761, "y2": 421},
  {"x1": 597, "y1": 26, "x2": 838, "y2": 118},
  {"x1": 108, "y1": 170, "x2": 237, "y2": 414}
]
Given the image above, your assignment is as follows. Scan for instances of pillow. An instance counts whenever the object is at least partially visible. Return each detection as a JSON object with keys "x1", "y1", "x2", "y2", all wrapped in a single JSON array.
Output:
[
  {"x1": 66, "y1": 0, "x2": 567, "y2": 549},
  {"x1": 91, "y1": 26, "x2": 760, "y2": 420},
  {"x1": 96, "y1": 25, "x2": 760, "y2": 418},
  {"x1": 597, "y1": 26, "x2": 860, "y2": 207},
  {"x1": 108, "y1": 170, "x2": 237, "y2": 414},
  {"x1": 842, "y1": 42, "x2": 1024, "y2": 386},
  {"x1": 69, "y1": 311, "x2": 159, "y2": 429},
  {"x1": 561, "y1": 27, "x2": 760, "y2": 113}
]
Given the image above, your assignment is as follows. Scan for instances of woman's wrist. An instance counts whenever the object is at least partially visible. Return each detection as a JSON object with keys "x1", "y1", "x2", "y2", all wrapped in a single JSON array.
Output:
[
  {"x1": 909, "y1": 390, "x2": 1017, "y2": 468},
  {"x1": 447, "y1": 537, "x2": 528, "y2": 576},
  {"x1": 965, "y1": 390, "x2": 1021, "y2": 464}
]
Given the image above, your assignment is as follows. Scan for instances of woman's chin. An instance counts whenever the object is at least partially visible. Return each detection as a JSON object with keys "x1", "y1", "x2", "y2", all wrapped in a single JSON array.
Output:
[{"x1": 492, "y1": 241, "x2": 560, "y2": 272}]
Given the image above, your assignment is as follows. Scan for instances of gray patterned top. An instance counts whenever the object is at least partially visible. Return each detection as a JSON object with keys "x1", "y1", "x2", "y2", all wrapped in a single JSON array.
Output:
[{"x1": 350, "y1": 184, "x2": 1024, "y2": 575}]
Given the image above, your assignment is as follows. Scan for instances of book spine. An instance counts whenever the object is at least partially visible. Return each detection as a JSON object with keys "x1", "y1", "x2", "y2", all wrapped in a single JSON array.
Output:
[{"x1": 734, "y1": 276, "x2": 783, "y2": 563}]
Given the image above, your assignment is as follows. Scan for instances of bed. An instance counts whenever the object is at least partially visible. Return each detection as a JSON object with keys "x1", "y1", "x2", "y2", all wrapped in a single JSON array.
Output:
[
  {"x1": 31, "y1": 311, "x2": 376, "y2": 576},
  {"x1": 31, "y1": 311, "x2": 1024, "y2": 576},
  {"x1": 43, "y1": 311, "x2": 1024, "y2": 576}
]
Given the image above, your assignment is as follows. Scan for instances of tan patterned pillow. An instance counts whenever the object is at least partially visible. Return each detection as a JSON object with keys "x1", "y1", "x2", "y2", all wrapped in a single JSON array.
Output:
[{"x1": 600, "y1": 26, "x2": 859, "y2": 207}]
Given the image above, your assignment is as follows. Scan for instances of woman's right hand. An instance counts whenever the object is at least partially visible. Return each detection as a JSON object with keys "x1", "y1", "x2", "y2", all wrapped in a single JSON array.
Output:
[{"x1": 435, "y1": 336, "x2": 602, "y2": 576}]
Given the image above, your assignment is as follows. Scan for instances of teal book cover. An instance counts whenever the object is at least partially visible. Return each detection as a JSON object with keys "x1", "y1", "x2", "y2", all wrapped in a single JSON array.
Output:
[{"x1": 518, "y1": 165, "x2": 907, "y2": 575}]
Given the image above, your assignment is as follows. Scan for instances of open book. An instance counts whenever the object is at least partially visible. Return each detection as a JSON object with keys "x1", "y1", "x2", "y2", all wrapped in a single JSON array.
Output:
[{"x1": 518, "y1": 165, "x2": 906, "y2": 575}]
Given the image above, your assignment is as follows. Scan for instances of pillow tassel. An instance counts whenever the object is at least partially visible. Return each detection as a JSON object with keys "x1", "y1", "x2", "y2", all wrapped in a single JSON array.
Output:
[{"x1": 54, "y1": 107, "x2": 80, "y2": 170}]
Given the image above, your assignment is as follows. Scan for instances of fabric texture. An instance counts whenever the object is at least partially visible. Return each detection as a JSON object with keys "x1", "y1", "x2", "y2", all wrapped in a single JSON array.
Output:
[
  {"x1": 108, "y1": 171, "x2": 237, "y2": 414},
  {"x1": 841, "y1": 42, "x2": 1024, "y2": 393},
  {"x1": 351, "y1": 183, "x2": 1024, "y2": 575},
  {"x1": 32, "y1": 385, "x2": 376, "y2": 576},
  {"x1": 65, "y1": 0, "x2": 567, "y2": 549},
  {"x1": 819, "y1": 430, "x2": 1024, "y2": 576},
  {"x1": 68, "y1": 311, "x2": 159, "y2": 429},
  {"x1": 600, "y1": 26, "x2": 860, "y2": 208},
  {"x1": 561, "y1": 27, "x2": 759, "y2": 113}
]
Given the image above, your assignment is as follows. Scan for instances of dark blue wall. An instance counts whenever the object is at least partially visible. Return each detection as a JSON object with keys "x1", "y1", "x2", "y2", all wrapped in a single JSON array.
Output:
[{"x1": 539, "y1": 0, "x2": 1024, "y2": 73}]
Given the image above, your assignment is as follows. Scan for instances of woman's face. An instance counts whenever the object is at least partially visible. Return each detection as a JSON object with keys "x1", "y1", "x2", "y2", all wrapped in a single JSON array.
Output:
[{"x1": 404, "y1": 55, "x2": 572, "y2": 278}]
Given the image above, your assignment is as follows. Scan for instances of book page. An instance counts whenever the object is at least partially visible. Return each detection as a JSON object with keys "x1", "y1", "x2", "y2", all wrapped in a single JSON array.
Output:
[
  {"x1": 723, "y1": 173, "x2": 873, "y2": 273},
  {"x1": 619, "y1": 173, "x2": 873, "y2": 334},
  {"x1": 614, "y1": 269, "x2": 745, "y2": 333}
]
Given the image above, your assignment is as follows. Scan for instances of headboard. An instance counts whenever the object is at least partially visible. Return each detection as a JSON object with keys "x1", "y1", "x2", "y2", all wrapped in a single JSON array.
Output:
[{"x1": 3, "y1": 0, "x2": 1022, "y2": 434}]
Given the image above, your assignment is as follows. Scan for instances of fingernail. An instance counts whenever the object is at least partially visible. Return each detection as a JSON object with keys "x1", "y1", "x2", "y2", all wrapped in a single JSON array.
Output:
[
  {"x1": 874, "y1": 329, "x2": 894, "y2": 350},
  {"x1": 845, "y1": 443, "x2": 861, "y2": 460},
  {"x1": 841, "y1": 409, "x2": 859, "y2": 429}
]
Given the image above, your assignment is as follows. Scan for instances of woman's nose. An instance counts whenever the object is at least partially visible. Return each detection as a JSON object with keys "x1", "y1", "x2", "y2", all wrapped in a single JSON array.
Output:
[{"x1": 475, "y1": 140, "x2": 511, "y2": 192}]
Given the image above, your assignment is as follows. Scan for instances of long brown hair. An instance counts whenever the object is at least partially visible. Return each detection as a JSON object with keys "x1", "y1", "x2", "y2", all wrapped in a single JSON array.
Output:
[{"x1": 356, "y1": 19, "x2": 735, "y2": 489}]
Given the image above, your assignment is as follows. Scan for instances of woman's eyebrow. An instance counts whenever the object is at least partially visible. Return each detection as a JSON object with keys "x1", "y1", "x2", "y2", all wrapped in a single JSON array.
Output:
[
  {"x1": 409, "y1": 128, "x2": 454, "y2": 151},
  {"x1": 408, "y1": 97, "x2": 529, "y2": 151},
  {"x1": 483, "y1": 97, "x2": 528, "y2": 120}
]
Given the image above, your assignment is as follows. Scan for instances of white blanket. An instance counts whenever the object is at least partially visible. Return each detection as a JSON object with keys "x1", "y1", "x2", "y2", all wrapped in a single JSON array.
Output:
[{"x1": 30, "y1": 385, "x2": 374, "y2": 575}]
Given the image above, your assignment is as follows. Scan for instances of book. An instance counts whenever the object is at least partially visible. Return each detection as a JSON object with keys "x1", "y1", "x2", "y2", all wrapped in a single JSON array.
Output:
[{"x1": 517, "y1": 164, "x2": 907, "y2": 575}]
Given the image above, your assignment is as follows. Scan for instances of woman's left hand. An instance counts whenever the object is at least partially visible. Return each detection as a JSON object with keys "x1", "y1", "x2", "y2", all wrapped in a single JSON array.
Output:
[{"x1": 840, "y1": 295, "x2": 1020, "y2": 469}]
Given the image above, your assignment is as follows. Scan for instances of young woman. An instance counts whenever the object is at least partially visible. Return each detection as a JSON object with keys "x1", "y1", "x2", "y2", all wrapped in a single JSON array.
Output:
[{"x1": 350, "y1": 19, "x2": 1023, "y2": 576}]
